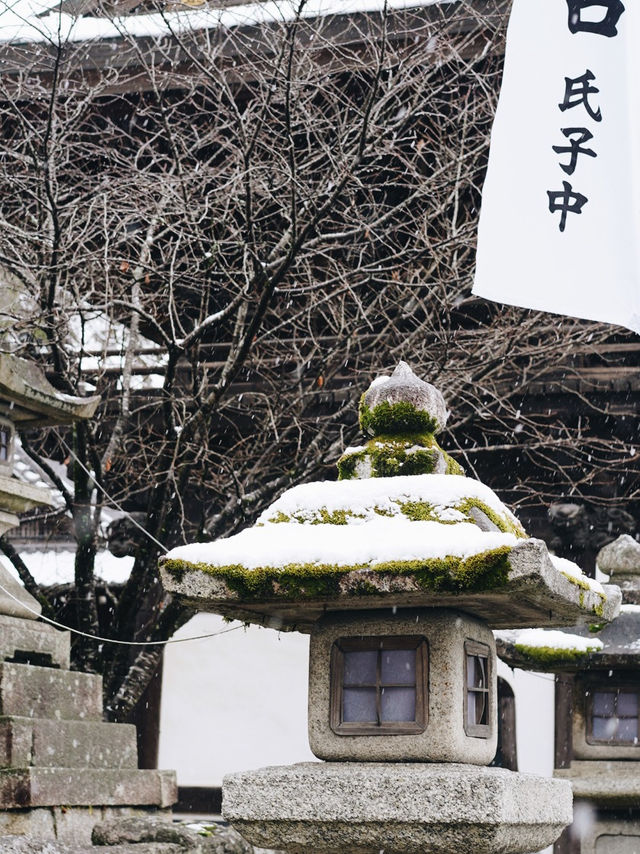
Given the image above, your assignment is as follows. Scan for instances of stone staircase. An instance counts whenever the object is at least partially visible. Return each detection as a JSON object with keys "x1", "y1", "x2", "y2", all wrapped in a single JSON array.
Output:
[{"x1": 0, "y1": 567, "x2": 176, "y2": 846}]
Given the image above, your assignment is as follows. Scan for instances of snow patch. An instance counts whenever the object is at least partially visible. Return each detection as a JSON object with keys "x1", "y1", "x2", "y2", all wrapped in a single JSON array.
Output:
[
  {"x1": 6, "y1": 550, "x2": 133, "y2": 586},
  {"x1": 166, "y1": 516, "x2": 519, "y2": 569},
  {"x1": 259, "y1": 473, "x2": 520, "y2": 526},
  {"x1": 496, "y1": 628, "x2": 603, "y2": 654},
  {"x1": 549, "y1": 554, "x2": 605, "y2": 595}
]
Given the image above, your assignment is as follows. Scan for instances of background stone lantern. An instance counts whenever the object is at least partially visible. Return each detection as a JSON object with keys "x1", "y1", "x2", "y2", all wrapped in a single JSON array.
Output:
[
  {"x1": 161, "y1": 362, "x2": 621, "y2": 854},
  {"x1": 499, "y1": 534, "x2": 640, "y2": 854}
]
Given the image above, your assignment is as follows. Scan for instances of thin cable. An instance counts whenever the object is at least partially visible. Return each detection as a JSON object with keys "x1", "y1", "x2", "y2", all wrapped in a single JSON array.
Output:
[
  {"x1": 0, "y1": 579, "x2": 242, "y2": 646},
  {"x1": 57, "y1": 437, "x2": 169, "y2": 554}
]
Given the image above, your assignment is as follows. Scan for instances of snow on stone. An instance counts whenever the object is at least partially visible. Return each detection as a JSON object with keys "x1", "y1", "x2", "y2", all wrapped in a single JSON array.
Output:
[
  {"x1": 0, "y1": 0, "x2": 457, "y2": 45},
  {"x1": 549, "y1": 554, "x2": 605, "y2": 596},
  {"x1": 166, "y1": 517, "x2": 519, "y2": 570},
  {"x1": 620, "y1": 604, "x2": 640, "y2": 614},
  {"x1": 259, "y1": 473, "x2": 521, "y2": 526},
  {"x1": 496, "y1": 628, "x2": 603, "y2": 654}
]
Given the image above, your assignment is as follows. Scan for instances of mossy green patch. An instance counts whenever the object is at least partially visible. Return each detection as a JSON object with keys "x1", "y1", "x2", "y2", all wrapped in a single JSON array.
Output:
[
  {"x1": 359, "y1": 397, "x2": 439, "y2": 437},
  {"x1": 397, "y1": 500, "x2": 440, "y2": 522},
  {"x1": 560, "y1": 570, "x2": 607, "y2": 617},
  {"x1": 162, "y1": 545, "x2": 513, "y2": 600},
  {"x1": 513, "y1": 644, "x2": 596, "y2": 666},
  {"x1": 337, "y1": 433, "x2": 462, "y2": 481}
]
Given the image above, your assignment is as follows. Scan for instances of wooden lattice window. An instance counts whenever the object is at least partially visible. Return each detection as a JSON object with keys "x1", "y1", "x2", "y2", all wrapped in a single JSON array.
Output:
[
  {"x1": 330, "y1": 636, "x2": 428, "y2": 736},
  {"x1": 464, "y1": 640, "x2": 492, "y2": 738}
]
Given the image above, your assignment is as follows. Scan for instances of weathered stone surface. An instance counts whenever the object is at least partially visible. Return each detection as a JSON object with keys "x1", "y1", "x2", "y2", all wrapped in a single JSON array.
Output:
[
  {"x1": 0, "y1": 353, "x2": 100, "y2": 428},
  {"x1": 598, "y1": 534, "x2": 640, "y2": 577},
  {"x1": 0, "y1": 614, "x2": 70, "y2": 667},
  {"x1": 0, "y1": 475, "x2": 53, "y2": 515},
  {"x1": 361, "y1": 362, "x2": 448, "y2": 435},
  {"x1": 0, "y1": 662, "x2": 102, "y2": 721},
  {"x1": 0, "y1": 567, "x2": 42, "y2": 621},
  {"x1": 92, "y1": 816, "x2": 253, "y2": 852},
  {"x1": 0, "y1": 767, "x2": 177, "y2": 808},
  {"x1": 161, "y1": 537, "x2": 621, "y2": 631},
  {"x1": 0, "y1": 807, "x2": 173, "y2": 846},
  {"x1": 92, "y1": 816, "x2": 197, "y2": 847},
  {"x1": 0, "y1": 717, "x2": 138, "y2": 769},
  {"x1": 223, "y1": 762, "x2": 573, "y2": 854},
  {"x1": 308, "y1": 609, "x2": 497, "y2": 764},
  {"x1": 0, "y1": 510, "x2": 20, "y2": 538},
  {"x1": 556, "y1": 760, "x2": 640, "y2": 806}
]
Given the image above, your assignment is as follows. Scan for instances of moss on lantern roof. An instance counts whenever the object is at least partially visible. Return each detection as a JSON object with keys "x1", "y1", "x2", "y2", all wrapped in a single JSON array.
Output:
[
  {"x1": 337, "y1": 434, "x2": 464, "y2": 481},
  {"x1": 496, "y1": 628, "x2": 605, "y2": 671},
  {"x1": 159, "y1": 362, "x2": 622, "y2": 631},
  {"x1": 163, "y1": 545, "x2": 513, "y2": 601}
]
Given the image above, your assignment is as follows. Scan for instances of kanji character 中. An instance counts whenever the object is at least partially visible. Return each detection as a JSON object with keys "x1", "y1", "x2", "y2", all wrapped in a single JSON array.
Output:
[{"x1": 547, "y1": 181, "x2": 589, "y2": 232}]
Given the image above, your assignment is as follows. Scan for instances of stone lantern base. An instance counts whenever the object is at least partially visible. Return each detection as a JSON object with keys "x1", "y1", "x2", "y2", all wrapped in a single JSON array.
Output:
[{"x1": 222, "y1": 762, "x2": 572, "y2": 854}]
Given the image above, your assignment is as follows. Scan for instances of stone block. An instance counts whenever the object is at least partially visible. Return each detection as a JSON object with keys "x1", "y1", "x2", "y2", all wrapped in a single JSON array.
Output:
[
  {"x1": 0, "y1": 768, "x2": 177, "y2": 809},
  {"x1": 0, "y1": 717, "x2": 138, "y2": 769},
  {"x1": 556, "y1": 760, "x2": 640, "y2": 806},
  {"x1": 0, "y1": 807, "x2": 173, "y2": 846},
  {"x1": 92, "y1": 815, "x2": 253, "y2": 852},
  {"x1": 0, "y1": 614, "x2": 70, "y2": 668},
  {"x1": 308, "y1": 609, "x2": 497, "y2": 764},
  {"x1": 223, "y1": 761, "x2": 572, "y2": 854},
  {"x1": 0, "y1": 565, "x2": 42, "y2": 621},
  {"x1": 0, "y1": 662, "x2": 102, "y2": 721}
]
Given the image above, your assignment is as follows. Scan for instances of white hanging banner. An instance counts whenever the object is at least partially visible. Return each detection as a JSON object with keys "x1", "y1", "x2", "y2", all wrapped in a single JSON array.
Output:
[{"x1": 473, "y1": 0, "x2": 640, "y2": 334}]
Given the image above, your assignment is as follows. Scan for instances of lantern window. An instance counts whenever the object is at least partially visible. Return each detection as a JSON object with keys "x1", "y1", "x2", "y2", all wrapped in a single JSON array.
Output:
[
  {"x1": 588, "y1": 687, "x2": 640, "y2": 745},
  {"x1": 465, "y1": 640, "x2": 492, "y2": 738},
  {"x1": 330, "y1": 636, "x2": 428, "y2": 736}
]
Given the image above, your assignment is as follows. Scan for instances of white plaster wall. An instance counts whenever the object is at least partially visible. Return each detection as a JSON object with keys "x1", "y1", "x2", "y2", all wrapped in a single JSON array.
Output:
[
  {"x1": 498, "y1": 660, "x2": 556, "y2": 854},
  {"x1": 157, "y1": 613, "x2": 314, "y2": 785}
]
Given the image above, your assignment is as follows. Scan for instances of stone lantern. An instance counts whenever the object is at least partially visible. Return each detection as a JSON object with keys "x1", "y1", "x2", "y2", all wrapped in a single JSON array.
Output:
[
  {"x1": 499, "y1": 534, "x2": 640, "y2": 854},
  {"x1": 161, "y1": 363, "x2": 621, "y2": 854},
  {"x1": 0, "y1": 353, "x2": 177, "y2": 845}
]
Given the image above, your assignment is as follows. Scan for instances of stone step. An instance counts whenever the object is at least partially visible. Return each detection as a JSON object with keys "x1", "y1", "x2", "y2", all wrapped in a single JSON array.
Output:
[
  {"x1": 0, "y1": 768, "x2": 177, "y2": 809},
  {"x1": 0, "y1": 662, "x2": 103, "y2": 721},
  {"x1": 0, "y1": 614, "x2": 70, "y2": 670},
  {"x1": 0, "y1": 716, "x2": 138, "y2": 769}
]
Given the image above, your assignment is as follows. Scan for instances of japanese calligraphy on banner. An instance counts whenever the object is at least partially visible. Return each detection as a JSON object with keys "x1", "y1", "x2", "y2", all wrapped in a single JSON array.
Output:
[{"x1": 473, "y1": 0, "x2": 640, "y2": 334}]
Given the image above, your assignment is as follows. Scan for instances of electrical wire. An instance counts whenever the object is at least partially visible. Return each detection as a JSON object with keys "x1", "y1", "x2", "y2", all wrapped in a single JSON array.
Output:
[
  {"x1": 57, "y1": 437, "x2": 169, "y2": 554},
  {"x1": 0, "y1": 579, "x2": 243, "y2": 646}
]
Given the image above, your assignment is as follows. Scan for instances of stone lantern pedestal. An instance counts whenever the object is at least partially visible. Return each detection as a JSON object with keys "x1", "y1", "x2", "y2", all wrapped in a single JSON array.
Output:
[
  {"x1": 161, "y1": 363, "x2": 621, "y2": 854},
  {"x1": 224, "y1": 762, "x2": 570, "y2": 854}
]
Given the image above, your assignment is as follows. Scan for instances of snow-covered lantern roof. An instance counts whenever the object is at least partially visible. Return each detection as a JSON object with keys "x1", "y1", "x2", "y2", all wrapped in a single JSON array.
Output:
[{"x1": 160, "y1": 362, "x2": 619, "y2": 631}]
